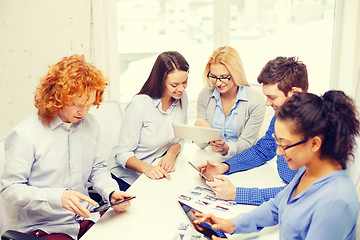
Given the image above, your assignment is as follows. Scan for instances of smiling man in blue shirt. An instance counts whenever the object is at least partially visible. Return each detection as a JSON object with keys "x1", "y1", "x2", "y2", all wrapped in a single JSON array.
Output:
[{"x1": 198, "y1": 56, "x2": 309, "y2": 205}]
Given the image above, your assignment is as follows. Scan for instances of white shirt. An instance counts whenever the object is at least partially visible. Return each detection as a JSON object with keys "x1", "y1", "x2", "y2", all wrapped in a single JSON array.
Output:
[
  {"x1": 0, "y1": 113, "x2": 119, "y2": 240},
  {"x1": 109, "y1": 92, "x2": 188, "y2": 185}
]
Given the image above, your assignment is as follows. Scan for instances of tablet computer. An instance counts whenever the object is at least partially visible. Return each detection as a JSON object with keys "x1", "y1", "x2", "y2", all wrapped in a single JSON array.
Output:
[
  {"x1": 178, "y1": 201, "x2": 227, "y2": 239},
  {"x1": 188, "y1": 161, "x2": 214, "y2": 182},
  {"x1": 90, "y1": 196, "x2": 135, "y2": 213},
  {"x1": 173, "y1": 123, "x2": 221, "y2": 143}
]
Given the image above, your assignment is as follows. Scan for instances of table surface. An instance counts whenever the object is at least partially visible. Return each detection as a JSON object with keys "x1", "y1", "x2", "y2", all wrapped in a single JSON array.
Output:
[{"x1": 82, "y1": 143, "x2": 285, "y2": 240}]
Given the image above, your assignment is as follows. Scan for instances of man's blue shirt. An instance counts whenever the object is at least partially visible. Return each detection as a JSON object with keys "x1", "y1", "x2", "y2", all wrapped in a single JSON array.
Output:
[{"x1": 223, "y1": 115, "x2": 298, "y2": 205}]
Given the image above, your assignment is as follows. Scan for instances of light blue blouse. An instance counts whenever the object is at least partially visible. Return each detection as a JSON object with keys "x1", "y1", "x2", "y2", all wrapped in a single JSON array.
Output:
[
  {"x1": 109, "y1": 92, "x2": 188, "y2": 185},
  {"x1": 231, "y1": 167, "x2": 359, "y2": 239},
  {"x1": 196, "y1": 86, "x2": 265, "y2": 157},
  {"x1": 212, "y1": 86, "x2": 248, "y2": 142}
]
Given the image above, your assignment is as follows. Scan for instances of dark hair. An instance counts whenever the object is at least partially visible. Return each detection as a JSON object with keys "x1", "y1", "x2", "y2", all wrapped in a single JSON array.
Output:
[
  {"x1": 276, "y1": 90, "x2": 360, "y2": 169},
  {"x1": 257, "y1": 56, "x2": 308, "y2": 96},
  {"x1": 138, "y1": 51, "x2": 189, "y2": 98}
]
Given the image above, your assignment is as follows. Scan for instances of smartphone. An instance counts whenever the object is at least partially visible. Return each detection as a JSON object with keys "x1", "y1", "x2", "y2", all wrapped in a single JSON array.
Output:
[
  {"x1": 188, "y1": 161, "x2": 214, "y2": 182},
  {"x1": 90, "y1": 196, "x2": 136, "y2": 213},
  {"x1": 178, "y1": 201, "x2": 227, "y2": 239}
]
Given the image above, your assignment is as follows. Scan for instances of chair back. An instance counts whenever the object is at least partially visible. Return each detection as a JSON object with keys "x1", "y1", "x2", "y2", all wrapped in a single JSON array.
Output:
[
  {"x1": 88, "y1": 100, "x2": 123, "y2": 163},
  {"x1": 0, "y1": 138, "x2": 18, "y2": 235}
]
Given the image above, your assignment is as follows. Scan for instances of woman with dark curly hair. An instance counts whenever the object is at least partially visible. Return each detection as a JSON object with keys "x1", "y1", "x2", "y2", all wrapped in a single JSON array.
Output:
[{"x1": 194, "y1": 90, "x2": 359, "y2": 240}]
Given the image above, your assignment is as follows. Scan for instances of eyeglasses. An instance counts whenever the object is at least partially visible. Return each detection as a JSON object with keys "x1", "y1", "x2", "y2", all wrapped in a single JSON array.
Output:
[
  {"x1": 272, "y1": 133, "x2": 308, "y2": 156},
  {"x1": 207, "y1": 71, "x2": 232, "y2": 83}
]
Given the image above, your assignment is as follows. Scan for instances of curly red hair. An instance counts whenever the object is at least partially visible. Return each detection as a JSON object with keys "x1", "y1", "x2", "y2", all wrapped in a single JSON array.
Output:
[{"x1": 34, "y1": 55, "x2": 109, "y2": 124}]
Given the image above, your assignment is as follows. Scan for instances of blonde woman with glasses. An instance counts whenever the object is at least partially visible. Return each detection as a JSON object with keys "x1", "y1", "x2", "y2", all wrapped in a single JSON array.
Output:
[{"x1": 196, "y1": 46, "x2": 265, "y2": 157}]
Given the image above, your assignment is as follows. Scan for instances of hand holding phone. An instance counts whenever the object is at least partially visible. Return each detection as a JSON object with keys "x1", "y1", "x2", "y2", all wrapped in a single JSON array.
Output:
[
  {"x1": 188, "y1": 161, "x2": 214, "y2": 182},
  {"x1": 90, "y1": 196, "x2": 136, "y2": 213}
]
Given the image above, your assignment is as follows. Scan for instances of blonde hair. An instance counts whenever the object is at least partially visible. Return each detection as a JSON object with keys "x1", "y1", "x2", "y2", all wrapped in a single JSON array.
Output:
[
  {"x1": 34, "y1": 54, "x2": 109, "y2": 124},
  {"x1": 203, "y1": 46, "x2": 249, "y2": 89}
]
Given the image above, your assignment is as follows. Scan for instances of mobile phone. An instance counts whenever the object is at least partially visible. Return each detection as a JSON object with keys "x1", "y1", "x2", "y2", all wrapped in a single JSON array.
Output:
[
  {"x1": 188, "y1": 161, "x2": 214, "y2": 182},
  {"x1": 90, "y1": 196, "x2": 136, "y2": 213}
]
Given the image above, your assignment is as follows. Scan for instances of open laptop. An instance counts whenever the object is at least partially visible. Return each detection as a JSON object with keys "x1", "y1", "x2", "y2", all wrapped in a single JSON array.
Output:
[{"x1": 172, "y1": 123, "x2": 221, "y2": 143}]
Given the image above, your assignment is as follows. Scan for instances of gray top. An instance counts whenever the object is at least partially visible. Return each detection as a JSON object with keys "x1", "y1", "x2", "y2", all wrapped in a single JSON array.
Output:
[{"x1": 196, "y1": 86, "x2": 265, "y2": 157}]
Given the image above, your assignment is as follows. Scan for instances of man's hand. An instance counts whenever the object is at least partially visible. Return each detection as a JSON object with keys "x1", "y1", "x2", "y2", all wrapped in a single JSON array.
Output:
[
  {"x1": 110, "y1": 190, "x2": 133, "y2": 213},
  {"x1": 197, "y1": 160, "x2": 230, "y2": 177},
  {"x1": 61, "y1": 190, "x2": 97, "y2": 218},
  {"x1": 206, "y1": 175, "x2": 236, "y2": 201}
]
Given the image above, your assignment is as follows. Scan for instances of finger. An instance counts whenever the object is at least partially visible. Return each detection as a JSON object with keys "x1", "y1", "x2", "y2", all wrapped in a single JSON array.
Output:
[
  {"x1": 73, "y1": 200, "x2": 92, "y2": 218},
  {"x1": 76, "y1": 192, "x2": 98, "y2": 206},
  {"x1": 151, "y1": 170, "x2": 161, "y2": 179},
  {"x1": 213, "y1": 175, "x2": 226, "y2": 182},
  {"x1": 212, "y1": 236, "x2": 226, "y2": 240},
  {"x1": 197, "y1": 162, "x2": 207, "y2": 169},
  {"x1": 163, "y1": 163, "x2": 171, "y2": 172},
  {"x1": 68, "y1": 201, "x2": 91, "y2": 218},
  {"x1": 111, "y1": 191, "x2": 133, "y2": 203},
  {"x1": 112, "y1": 201, "x2": 131, "y2": 212},
  {"x1": 159, "y1": 167, "x2": 171, "y2": 180}
]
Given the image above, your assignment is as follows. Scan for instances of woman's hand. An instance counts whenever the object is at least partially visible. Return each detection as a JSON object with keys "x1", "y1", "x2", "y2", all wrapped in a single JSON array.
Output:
[
  {"x1": 158, "y1": 153, "x2": 176, "y2": 173},
  {"x1": 193, "y1": 212, "x2": 236, "y2": 235},
  {"x1": 209, "y1": 139, "x2": 229, "y2": 155},
  {"x1": 144, "y1": 165, "x2": 171, "y2": 180}
]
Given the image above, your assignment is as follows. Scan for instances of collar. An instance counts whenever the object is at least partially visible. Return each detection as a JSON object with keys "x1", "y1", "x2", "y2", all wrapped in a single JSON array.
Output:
[
  {"x1": 49, "y1": 115, "x2": 84, "y2": 130},
  {"x1": 153, "y1": 98, "x2": 179, "y2": 110},
  {"x1": 211, "y1": 86, "x2": 248, "y2": 102}
]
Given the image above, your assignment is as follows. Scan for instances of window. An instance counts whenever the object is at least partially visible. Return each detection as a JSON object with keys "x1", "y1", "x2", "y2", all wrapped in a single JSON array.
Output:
[{"x1": 116, "y1": 0, "x2": 335, "y2": 121}]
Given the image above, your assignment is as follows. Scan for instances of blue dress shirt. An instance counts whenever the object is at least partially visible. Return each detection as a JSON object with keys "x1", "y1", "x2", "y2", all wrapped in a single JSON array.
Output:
[
  {"x1": 212, "y1": 86, "x2": 248, "y2": 143},
  {"x1": 231, "y1": 167, "x2": 359, "y2": 239},
  {"x1": 109, "y1": 92, "x2": 188, "y2": 185},
  {"x1": 0, "y1": 113, "x2": 119, "y2": 240},
  {"x1": 224, "y1": 115, "x2": 298, "y2": 205}
]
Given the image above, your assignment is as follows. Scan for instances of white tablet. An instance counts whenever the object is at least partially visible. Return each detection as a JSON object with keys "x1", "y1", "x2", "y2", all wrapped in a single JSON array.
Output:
[{"x1": 173, "y1": 123, "x2": 221, "y2": 143}]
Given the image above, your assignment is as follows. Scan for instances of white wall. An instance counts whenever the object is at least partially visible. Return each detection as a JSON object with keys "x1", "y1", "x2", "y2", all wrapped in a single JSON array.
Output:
[
  {"x1": 0, "y1": 0, "x2": 119, "y2": 137},
  {"x1": 330, "y1": 0, "x2": 360, "y2": 104}
]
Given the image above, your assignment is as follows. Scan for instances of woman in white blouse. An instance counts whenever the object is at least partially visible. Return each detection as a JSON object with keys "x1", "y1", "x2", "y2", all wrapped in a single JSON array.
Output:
[
  {"x1": 109, "y1": 51, "x2": 189, "y2": 190},
  {"x1": 196, "y1": 46, "x2": 265, "y2": 157}
]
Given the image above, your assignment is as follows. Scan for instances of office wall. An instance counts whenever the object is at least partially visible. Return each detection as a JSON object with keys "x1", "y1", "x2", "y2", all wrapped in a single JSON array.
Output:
[
  {"x1": 0, "y1": 0, "x2": 119, "y2": 137},
  {"x1": 0, "y1": 0, "x2": 91, "y2": 137}
]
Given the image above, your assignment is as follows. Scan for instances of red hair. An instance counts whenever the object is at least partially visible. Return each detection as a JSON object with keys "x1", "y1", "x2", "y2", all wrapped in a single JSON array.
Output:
[{"x1": 34, "y1": 55, "x2": 109, "y2": 124}]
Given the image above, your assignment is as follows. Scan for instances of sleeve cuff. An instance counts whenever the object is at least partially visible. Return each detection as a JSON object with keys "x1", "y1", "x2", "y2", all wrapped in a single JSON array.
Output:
[
  {"x1": 116, "y1": 152, "x2": 134, "y2": 169},
  {"x1": 46, "y1": 188, "x2": 67, "y2": 209},
  {"x1": 225, "y1": 142, "x2": 236, "y2": 158},
  {"x1": 235, "y1": 187, "x2": 250, "y2": 204}
]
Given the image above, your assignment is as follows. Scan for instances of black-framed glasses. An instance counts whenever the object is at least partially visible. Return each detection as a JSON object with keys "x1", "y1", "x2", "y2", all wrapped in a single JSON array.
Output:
[
  {"x1": 272, "y1": 133, "x2": 308, "y2": 156},
  {"x1": 207, "y1": 71, "x2": 232, "y2": 83}
]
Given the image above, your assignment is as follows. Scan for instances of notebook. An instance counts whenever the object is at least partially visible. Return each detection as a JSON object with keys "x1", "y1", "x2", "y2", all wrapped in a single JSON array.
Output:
[{"x1": 172, "y1": 123, "x2": 221, "y2": 143}]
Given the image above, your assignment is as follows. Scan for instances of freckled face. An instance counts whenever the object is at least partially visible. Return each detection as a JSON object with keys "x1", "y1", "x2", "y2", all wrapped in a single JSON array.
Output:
[
  {"x1": 58, "y1": 91, "x2": 96, "y2": 123},
  {"x1": 163, "y1": 70, "x2": 188, "y2": 100}
]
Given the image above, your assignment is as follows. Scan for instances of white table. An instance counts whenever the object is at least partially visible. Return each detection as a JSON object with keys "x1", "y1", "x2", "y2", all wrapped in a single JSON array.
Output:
[{"x1": 82, "y1": 143, "x2": 285, "y2": 240}]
